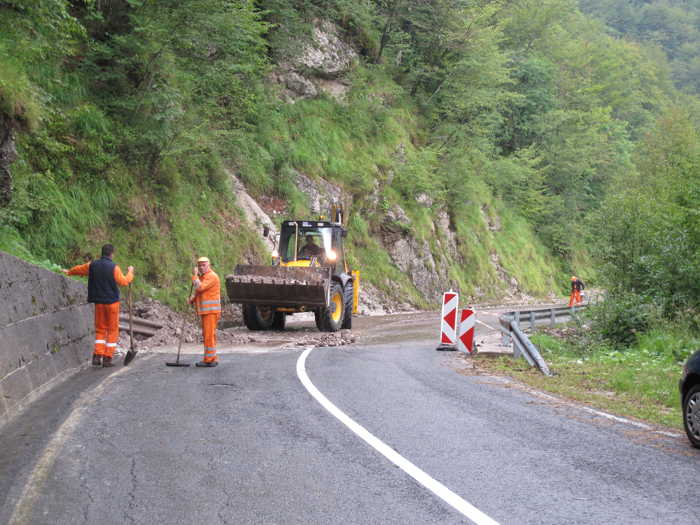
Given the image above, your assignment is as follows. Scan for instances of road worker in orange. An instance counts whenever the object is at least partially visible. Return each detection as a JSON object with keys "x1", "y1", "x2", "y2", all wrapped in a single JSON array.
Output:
[
  {"x1": 189, "y1": 256, "x2": 221, "y2": 367},
  {"x1": 62, "y1": 244, "x2": 134, "y2": 367},
  {"x1": 568, "y1": 275, "x2": 585, "y2": 307}
]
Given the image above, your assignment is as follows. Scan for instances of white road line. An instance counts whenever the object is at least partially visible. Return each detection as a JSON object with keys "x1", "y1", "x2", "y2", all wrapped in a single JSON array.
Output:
[
  {"x1": 296, "y1": 348, "x2": 500, "y2": 525},
  {"x1": 531, "y1": 389, "x2": 683, "y2": 438},
  {"x1": 476, "y1": 319, "x2": 497, "y2": 330}
]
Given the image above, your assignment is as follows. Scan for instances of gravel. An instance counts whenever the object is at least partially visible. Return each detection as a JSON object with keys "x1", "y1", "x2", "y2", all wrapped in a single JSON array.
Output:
[{"x1": 121, "y1": 298, "x2": 358, "y2": 352}]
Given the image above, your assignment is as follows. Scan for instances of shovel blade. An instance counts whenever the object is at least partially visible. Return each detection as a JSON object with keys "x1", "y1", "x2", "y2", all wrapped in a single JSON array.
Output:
[{"x1": 123, "y1": 349, "x2": 137, "y2": 366}]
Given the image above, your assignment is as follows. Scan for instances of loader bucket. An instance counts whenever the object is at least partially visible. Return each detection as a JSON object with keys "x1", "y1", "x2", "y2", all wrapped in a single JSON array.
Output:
[{"x1": 225, "y1": 265, "x2": 331, "y2": 308}]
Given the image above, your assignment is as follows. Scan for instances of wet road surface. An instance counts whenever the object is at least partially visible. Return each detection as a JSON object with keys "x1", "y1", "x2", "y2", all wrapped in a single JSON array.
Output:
[{"x1": 1, "y1": 312, "x2": 698, "y2": 524}]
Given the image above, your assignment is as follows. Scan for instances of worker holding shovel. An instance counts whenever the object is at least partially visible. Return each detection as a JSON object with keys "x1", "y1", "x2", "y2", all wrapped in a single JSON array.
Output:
[
  {"x1": 189, "y1": 256, "x2": 221, "y2": 367},
  {"x1": 62, "y1": 244, "x2": 134, "y2": 367}
]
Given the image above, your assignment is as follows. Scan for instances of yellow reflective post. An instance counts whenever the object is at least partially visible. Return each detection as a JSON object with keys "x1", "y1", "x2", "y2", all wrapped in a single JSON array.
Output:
[{"x1": 352, "y1": 270, "x2": 360, "y2": 314}]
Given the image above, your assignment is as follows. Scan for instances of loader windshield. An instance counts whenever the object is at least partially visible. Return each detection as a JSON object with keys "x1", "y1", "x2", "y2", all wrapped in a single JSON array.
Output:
[{"x1": 280, "y1": 222, "x2": 333, "y2": 263}]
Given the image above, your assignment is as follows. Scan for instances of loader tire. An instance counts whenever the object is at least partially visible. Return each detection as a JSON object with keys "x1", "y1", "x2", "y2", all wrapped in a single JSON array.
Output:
[
  {"x1": 242, "y1": 304, "x2": 275, "y2": 330},
  {"x1": 341, "y1": 282, "x2": 353, "y2": 329},
  {"x1": 317, "y1": 281, "x2": 345, "y2": 332},
  {"x1": 272, "y1": 311, "x2": 286, "y2": 330}
]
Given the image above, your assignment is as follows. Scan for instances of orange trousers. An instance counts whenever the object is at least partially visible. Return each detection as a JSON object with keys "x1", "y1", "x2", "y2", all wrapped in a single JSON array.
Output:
[
  {"x1": 94, "y1": 302, "x2": 121, "y2": 358},
  {"x1": 568, "y1": 290, "x2": 582, "y2": 307},
  {"x1": 201, "y1": 314, "x2": 219, "y2": 363}
]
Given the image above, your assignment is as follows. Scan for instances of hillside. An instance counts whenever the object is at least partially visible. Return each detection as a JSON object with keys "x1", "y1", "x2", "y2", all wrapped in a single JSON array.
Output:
[{"x1": 0, "y1": 0, "x2": 691, "y2": 310}]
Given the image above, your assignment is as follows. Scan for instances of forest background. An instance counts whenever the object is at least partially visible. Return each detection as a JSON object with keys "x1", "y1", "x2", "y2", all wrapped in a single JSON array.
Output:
[{"x1": 2, "y1": 0, "x2": 700, "y2": 373}]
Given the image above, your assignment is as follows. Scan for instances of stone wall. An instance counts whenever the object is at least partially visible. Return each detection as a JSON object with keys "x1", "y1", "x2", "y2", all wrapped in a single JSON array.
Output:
[{"x1": 0, "y1": 250, "x2": 92, "y2": 428}]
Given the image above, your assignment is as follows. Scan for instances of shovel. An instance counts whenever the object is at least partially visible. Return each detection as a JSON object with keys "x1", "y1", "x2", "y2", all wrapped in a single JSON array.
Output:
[
  {"x1": 123, "y1": 283, "x2": 138, "y2": 366},
  {"x1": 166, "y1": 282, "x2": 194, "y2": 367}
]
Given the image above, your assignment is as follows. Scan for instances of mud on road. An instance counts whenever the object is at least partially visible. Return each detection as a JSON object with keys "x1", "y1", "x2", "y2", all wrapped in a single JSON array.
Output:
[{"x1": 121, "y1": 299, "x2": 514, "y2": 358}]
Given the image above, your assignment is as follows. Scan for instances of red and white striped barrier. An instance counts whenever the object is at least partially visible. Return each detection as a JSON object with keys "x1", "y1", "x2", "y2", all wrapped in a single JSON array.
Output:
[
  {"x1": 457, "y1": 308, "x2": 475, "y2": 354},
  {"x1": 436, "y1": 291, "x2": 459, "y2": 351}
]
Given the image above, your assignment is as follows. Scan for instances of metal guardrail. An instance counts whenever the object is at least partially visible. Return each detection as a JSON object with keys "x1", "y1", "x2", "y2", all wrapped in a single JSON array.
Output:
[
  {"x1": 498, "y1": 304, "x2": 587, "y2": 376},
  {"x1": 500, "y1": 304, "x2": 586, "y2": 332}
]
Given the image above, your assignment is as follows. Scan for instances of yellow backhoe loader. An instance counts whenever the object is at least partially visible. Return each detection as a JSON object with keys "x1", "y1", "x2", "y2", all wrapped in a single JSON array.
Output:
[{"x1": 225, "y1": 206, "x2": 359, "y2": 331}]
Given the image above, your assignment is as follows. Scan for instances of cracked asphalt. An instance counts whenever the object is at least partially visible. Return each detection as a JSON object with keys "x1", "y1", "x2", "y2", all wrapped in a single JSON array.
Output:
[{"x1": 1, "y1": 311, "x2": 699, "y2": 524}]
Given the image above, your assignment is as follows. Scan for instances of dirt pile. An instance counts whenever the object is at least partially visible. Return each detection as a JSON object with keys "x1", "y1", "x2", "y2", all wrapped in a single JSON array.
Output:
[
  {"x1": 128, "y1": 298, "x2": 250, "y2": 349},
  {"x1": 124, "y1": 298, "x2": 357, "y2": 351},
  {"x1": 280, "y1": 329, "x2": 356, "y2": 349}
]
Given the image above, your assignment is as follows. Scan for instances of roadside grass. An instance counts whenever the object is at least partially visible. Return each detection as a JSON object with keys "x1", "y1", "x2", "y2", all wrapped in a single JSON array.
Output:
[{"x1": 475, "y1": 326, "x2": 700, "y2": 430}]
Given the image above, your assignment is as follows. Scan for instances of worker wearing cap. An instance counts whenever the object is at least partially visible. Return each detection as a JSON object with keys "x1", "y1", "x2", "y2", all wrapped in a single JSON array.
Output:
[
  {"x1": 189, "y1": 256, "x2": 221, "y2": 367},
  {"x1": 62, "y1": 244, "x2": 134, "y2": 367},
  {"x1": 568, "y1": 276, "x2": 585, "y2": 306}
]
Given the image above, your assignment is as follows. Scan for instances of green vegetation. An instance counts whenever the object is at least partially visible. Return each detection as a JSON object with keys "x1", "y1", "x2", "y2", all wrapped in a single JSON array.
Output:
[
  {"x1": 5, "y1": 1, "x2": 700, "y2": 431},
  {"x1": 1, "y1": 0, "x2": 699, "y2": 338},
  {"x1": 581, "y1": 0, "x2": 700, "y2": 95}
]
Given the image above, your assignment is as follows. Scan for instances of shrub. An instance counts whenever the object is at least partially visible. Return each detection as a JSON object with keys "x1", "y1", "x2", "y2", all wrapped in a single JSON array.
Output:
[{"x1": 588, "y1": 292, "x2": 662, "y2": 347}]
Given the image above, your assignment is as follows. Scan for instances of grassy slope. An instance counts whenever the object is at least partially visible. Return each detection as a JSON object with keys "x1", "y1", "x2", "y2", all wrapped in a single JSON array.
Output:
[{"x1": 0, "y1": 6, "x2": 565, "y2": 310}]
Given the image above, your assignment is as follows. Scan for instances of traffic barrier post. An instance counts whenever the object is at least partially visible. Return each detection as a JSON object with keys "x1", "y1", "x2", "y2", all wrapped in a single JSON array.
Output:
[
  {"x1": 436, "y1": 290, "x2": 458, "y2": 351},
  {"x1": 457, "y1": 308, "x2": 475, "y2": 354}
]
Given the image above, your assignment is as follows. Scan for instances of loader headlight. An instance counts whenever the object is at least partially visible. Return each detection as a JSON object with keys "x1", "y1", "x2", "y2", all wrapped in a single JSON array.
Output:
[{"x1": 326, "y1": 249, "x2": 337, "y2": 262}]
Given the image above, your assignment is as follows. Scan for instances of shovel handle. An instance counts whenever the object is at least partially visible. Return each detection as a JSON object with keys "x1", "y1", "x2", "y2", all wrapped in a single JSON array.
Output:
[
  {"x1": 175, "y1": 281, "x2": 195, "y2": 358},
  {"x1": 128, "y1": 283, "x2": 134, "y2": 349}
]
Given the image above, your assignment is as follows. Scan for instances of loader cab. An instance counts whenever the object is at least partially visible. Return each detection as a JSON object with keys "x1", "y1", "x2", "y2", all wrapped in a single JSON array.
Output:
[{"x1": 278, "y1": 220, "x2": 345, "y2": 273}]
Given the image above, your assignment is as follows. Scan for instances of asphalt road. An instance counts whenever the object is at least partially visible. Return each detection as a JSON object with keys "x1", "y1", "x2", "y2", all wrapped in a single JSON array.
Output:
[{"x1": 1, "y1": 315, "x2": 699, "y2": 524}]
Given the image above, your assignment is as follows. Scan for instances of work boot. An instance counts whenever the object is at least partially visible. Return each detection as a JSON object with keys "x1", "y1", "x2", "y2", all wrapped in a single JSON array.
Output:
[
  {"x1": 102, "y1": 356, "x2": 114, "y2": 368},
  {"x1": 195, "y1": 361, "x2": 218, "y2": 368},
  {"x1": 92, "y1": 354, "x2": 102, "y2": 367}
]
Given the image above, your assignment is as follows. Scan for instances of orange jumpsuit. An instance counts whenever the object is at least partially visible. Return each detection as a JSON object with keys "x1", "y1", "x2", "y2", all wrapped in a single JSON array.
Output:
[
  {"x1": 192, "y1": 269, "x2": 221, "y2": 363},
  {"x1": 67, "y1": 262, "x2": 134, "y2": 358},
  {"x1": 568, "y1": 278, "x2": 585, "y2": 307}
]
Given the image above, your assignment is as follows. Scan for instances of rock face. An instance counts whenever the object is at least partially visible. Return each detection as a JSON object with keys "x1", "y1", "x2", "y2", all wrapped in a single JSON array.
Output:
[
  {"x1": 380, "y1": 204, "x2": 456, "y2": 304},
  {"x1": 295, "y1": 171, "x2": 344, "y2": 215},
  {"x1": 270, "y1": 69, "x2": 318, "y2": 99},
  {"x1": 229, "y1": 172, "x2": 278, "y2": 252},
  {"x1": 0, "y1": 114, "x2": 17, "y2": 206},
  {"x1": 295, "y1": 21, "x2": 357, "y2": 78},
  {"x1": 271, "y1": 21, "x2": 357, "y2": 101}
]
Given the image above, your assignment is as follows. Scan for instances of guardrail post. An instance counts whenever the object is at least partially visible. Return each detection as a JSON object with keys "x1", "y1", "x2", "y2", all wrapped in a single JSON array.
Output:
[
  {"x1": 529, "y1": 310, "x2": 535, "y2": 329},
  {"x1": 510, "y1": 321, "x2": 552, "y2": 376},
  {"x1": 512, "y1": 335, "x2": 521, "y2": 358},
  {"x1": 501, "y1": 330, "x2": 511, "y2": 347},
  {"x1": 514, "y1": 310, "x2": 520, "y2": 327},
  {"x1": 550, "y1": 309, "x2": 556, "y2": 327}
]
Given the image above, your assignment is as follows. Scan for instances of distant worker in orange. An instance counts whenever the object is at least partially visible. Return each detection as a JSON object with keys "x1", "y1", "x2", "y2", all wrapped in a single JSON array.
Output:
[
  {"x1": 569, "y1": 276, "x2": 585, "y2": 306},
  {"x1": 62, "y1": 244, "x2": 134, "y2": 367},
  {"x1": 189, "y1": 256, "x2": 221, "y2": 367}
]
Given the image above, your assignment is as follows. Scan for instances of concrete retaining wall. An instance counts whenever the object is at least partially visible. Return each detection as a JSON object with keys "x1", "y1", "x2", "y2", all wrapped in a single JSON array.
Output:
[{"x1": 0, "y1": 250, "x2": 92, "y2": 428}]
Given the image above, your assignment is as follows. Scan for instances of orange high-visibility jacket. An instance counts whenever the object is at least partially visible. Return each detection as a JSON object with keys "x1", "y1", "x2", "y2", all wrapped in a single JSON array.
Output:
[
  {"x1": 67, "y1": 262, "x2": 133, "y2": 289},
  {"x1": 192, "y1": 269, "x2": 221, "y2": 317}
]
